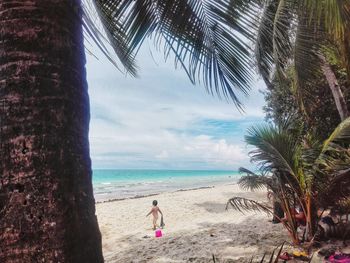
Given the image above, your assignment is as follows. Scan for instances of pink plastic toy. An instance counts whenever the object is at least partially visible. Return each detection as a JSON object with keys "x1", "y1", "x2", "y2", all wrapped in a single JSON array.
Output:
[
  {"x1": 328, "y1": 254, "x2": 350, "y2": 263},
  {"x1": 155, "y1": 229, "x2": 162, "y2": 238}
]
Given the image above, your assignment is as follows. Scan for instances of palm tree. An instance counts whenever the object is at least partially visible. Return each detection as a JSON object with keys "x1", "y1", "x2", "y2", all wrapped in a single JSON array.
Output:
[
  {"x1": 227, "y1": 117, "x2": 350, "y2": 244},
  {"x1": 255, "y1": 0, "x2": 350, "y2": 121},
  {"x1": 0, "y1": 0, "x2": 260, "y2": 261},
  {"x1": 237, "y1": 167, "x2": 284, "y2": 223}
]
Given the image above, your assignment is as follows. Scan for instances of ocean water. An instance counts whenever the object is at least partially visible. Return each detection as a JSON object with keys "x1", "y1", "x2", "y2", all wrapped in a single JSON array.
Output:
[{"x1": 92, "y1": 169, "x2": 239, "y2": 201}]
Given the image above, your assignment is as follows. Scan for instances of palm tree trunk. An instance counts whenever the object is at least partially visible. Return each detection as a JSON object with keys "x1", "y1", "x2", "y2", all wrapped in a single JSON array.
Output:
[
  {"x1": 0, "y1": 0, "x2": 103, "y2": 262},
  {"x1": 272, "y1": 199, "x2": 284, "y2": 223},
  {"x1": 319, "y1": 54, "x2": 349, "y2": 121}
]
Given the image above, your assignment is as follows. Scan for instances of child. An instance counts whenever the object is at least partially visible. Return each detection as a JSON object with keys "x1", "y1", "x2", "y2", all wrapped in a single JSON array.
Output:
[{"x1": 146, "y1": 200, "x2": 163, "y2": 230}]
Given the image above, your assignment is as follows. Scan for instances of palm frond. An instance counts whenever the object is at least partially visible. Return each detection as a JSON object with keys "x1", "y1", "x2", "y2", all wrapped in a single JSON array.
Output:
[
  {"x1": 82, "y1": 0, "x2": 138, "y2": 76},
  {"x1": 313, "y1": 118, "x2": 350, "y2": 207},
  {"x1": 314, "y1": 168, "x2": 350, "y2": 210},
  {"x1": 238, "y1": 175, "x2": 268, "y2": 191},
  {"x1": 322, "y1": 117, "x2": 350, "y2": 151},
  {"x1": 254, "y1": 0, "x2": 278, "y2": 88},
  {"x1": 249, "y1": 242, "x2": 286, "y2": 263},
  {"x1": 300, "y1": 133, "x2": 322, "y2": 187},
  {"x1": 273, "y1": 242, "x2": 286, "y2": 263},
  {"x1": 303, "y1": 0, "x2": 350, "y2": 79},
  {"x1": 239, "y1": 167, "x2": 260, "y2": 176},
  {"x1": 245, "y1": 123, "x2": 301, "y2": 177},
  {"x1": 304, "y1": 0, "x2": 350, "y2": 39},
  {"x1": 90, "y1": 0, "x2": 261, "y2": 107},
  {"x1": 255, "y1": 0, "x2": 296, "y2": 84},
  {"x1": 272, "y1": 0, "x2": 294, "y2": 77},
  {"x1": 293, "y1": 11, "x2": 322, "y2": 94},
  {"x1": 243, "y1": 121, "x2": 310, "y2": 217},
  {"x1": 238, "y1": 167, "x2": 273, "y2": 191},
  {"x1": 213, "y1": 242, "x2": 288, "y2": 263},
  {"x1": 226, "y1": 197, "x2": 273, "y2": 215}
]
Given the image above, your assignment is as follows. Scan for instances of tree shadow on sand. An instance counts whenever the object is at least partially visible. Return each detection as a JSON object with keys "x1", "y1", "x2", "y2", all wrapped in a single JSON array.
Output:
[
  {"x1": 104, "y1": 217, "x2": 288, "y2": 263},
  {"x1": 221, "y1": 191, "x2": 268, "y2": 201},
  {"x1": 194, "y1": 191, "x2": 268, "y2": 214},
  {"x1": 195, "y1": 201, "x2": 228, "y2": 214}
]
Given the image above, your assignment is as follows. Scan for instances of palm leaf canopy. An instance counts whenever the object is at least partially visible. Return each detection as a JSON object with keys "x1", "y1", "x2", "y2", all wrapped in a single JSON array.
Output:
[
  {"x1": 304, "y1": 0, "x2": 350, "y2": 39},
  {"x1": 243, "y1": 117, "x2": 350, "y2": 208},
  {"x1": 254, "y1": 0, "x2": 278, "y2": 88},
  {"x1": 245, "y1": 122, "x2": 302, "y2": 177},
  {"x1": 313, "y1": 117, "x2": 350, "y2": 207},
  {"x1": 254, "y1": 0, "x2": 296, "y2": 84},
  {"x1": 238, "y1": 167, "x2": 277, "y2": 191},
  {"x1": 244, "y1": 119, "x2": 318, "y2": 196},
  {"x1": 255, "y1": 0, "x2": 350, "y2": 88},
  {"x1": 315, "y1": 117, "x2": 350, "y2": 176},
  {"x1": 83, "y1": 0, "x2": 263, "y2": 108}
]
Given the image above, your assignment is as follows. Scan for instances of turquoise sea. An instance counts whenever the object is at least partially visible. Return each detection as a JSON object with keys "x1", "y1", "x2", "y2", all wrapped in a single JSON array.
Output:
[{"x1": 92, "y1": 169, "x2": 239, "y2": 201}]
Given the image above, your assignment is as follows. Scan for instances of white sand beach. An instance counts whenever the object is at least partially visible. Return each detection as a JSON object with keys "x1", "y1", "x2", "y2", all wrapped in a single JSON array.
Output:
[{"x1": 96, "y1": 184, "x2": 289, "y2": 262}]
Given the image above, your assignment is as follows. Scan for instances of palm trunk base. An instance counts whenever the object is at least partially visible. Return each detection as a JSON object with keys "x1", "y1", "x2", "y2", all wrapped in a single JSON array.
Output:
[{"x1": 0, "y1": 0, "x2": 103, "y2": 262}]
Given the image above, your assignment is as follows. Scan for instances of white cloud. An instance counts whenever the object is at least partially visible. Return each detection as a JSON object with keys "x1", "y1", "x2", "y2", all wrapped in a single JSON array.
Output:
[
  {"x1": 86, "y1": 41, "x2": 266, "y2": 170},
  {"x1": 155, "y1": 150, "x2": 169, "y2": 159},
  {"x1": 182, "y1": 136, "x2": 247, "y2": 166}
]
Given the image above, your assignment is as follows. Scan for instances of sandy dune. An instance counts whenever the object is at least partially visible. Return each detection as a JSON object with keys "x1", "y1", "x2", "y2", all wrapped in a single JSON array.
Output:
[{"x1": 96, "y1": 184, "x2": 288, "y2": 262}]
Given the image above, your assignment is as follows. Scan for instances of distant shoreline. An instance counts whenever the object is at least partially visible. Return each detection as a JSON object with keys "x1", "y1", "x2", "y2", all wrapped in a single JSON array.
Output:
[
  {"x1": 95, "y1": 185, "x2": 218, "y2": 204},
  {"x1": 93, "y1": 169, "x2": 239, "y2": 203}
]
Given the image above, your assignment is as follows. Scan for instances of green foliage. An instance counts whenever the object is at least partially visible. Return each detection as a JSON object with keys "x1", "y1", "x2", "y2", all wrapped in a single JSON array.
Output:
[
  {"x1": 244, "y1": 120, "x2": 303, "y2": 177},
  {"x1": 238, "y1": 168, "x2": 275, "y2": 191},
  {"x1": 231, "y1": 117, "x2": 350, "y2": 244},
  {"x1": 263, "y1": 63, "x2": 344, "y2": 141},
  {"x1": 83, "y1": 0, "x2": 350, "y2": 112},
  {"x1": 255, "y1": 0, "x2": 350, "y2": 86},
  {"x1": 313, "y1": 118, "x2": 350, "y2": 207},
  {"x1": 84, "y1": 0, "x2": 265, "y2": 108},
  {"x1": 304, "y1": 0, "x2": 350, "y2": 40},
  {"x1": 254, "y1": 0, "x2": 350, "y2": 130},
  {"x1": 262, "y1": 71, "x2": 302, "y2": 128}
]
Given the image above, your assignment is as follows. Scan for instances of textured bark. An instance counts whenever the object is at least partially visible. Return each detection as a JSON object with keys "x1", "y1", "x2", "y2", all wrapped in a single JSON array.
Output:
[
  {"x1": 319, "y1": 54, "x2": 349, "y2": 121},
  {"x1": 0, "y1": 0, "x2": 103, "y2": 262}
]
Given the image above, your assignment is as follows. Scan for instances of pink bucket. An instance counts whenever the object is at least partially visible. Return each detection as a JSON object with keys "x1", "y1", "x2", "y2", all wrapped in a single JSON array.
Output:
[{"x1": 155, "y1": 229, "x2": 162, "y2": 238}]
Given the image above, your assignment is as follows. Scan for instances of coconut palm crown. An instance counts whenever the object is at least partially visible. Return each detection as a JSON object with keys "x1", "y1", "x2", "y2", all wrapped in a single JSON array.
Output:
[
  {"x1": 254, "y1": 0, "x2": 350, "y2": 121},
  {"x1": 228, "y1": 117, "x2": 350, "y2": 244}
]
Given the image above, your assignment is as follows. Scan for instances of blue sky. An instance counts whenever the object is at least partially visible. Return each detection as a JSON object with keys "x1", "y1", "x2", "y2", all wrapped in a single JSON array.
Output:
[{"x1": 85, "y1": 40, "x2": 266, "y2": 170}]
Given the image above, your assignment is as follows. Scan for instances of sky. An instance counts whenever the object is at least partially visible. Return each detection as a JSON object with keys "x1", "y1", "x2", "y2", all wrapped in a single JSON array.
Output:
[{"x1": 85, "y1": 40, "x2": 266, "y2": 170}]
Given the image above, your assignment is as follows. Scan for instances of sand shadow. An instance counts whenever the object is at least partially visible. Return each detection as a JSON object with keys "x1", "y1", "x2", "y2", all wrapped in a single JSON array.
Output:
[
  {"x1": 104, "y1": 217, "x2": 288, "y2": 263},
  {"x1": 195, "y1": 190, "x2": 268, "y2": 215},
  {"x1": 195, "y1": 201, "x2": 228, "y2": 214},
  {"x1": 222, "y1": 191, "x2": 268, "y2": 200}
]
